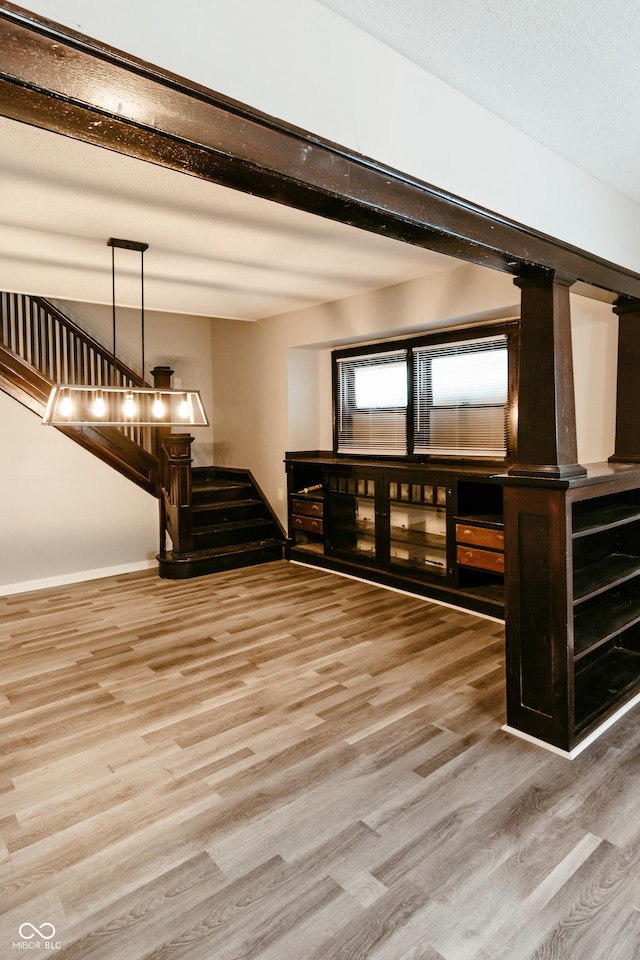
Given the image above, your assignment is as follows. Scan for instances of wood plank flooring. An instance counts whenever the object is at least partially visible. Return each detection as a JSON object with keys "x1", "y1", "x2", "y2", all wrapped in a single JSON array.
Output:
[{"x1": 1, "y1": 560, "x2": 639, "y2": 959}]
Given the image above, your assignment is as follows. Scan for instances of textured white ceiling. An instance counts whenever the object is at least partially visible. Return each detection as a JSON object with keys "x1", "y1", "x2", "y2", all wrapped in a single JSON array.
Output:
[
  {"x1": 0, "y1": 117, "x2": 458, "y2": 321},
  {"x1": 317, "y1": 0, "x2": 640, "y2": 206}
]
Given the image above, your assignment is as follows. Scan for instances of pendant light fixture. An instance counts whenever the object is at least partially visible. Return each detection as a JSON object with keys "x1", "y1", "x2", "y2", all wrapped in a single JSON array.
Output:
[{"x1": 42, "y1": 238, "x2": 208, "y2": 427}]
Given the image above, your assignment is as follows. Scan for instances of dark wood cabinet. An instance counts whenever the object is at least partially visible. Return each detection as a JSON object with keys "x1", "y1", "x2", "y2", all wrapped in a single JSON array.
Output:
[
  {"x1": 501, "y1": 463, "x2": 640, "y2": 755},
  {"x1": 285, "y1": 452, "x2": 504, "y2": 617}
]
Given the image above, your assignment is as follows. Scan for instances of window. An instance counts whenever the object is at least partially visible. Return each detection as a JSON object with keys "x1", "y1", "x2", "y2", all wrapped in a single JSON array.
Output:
[
  {"x1": 336, "y1": 350, "x2": 408, "y2": 454},
  {"x1": 333, "y1": 326, "x2": 514, "y2": 460},
  {"x1": 413, "y1": 336, "x2": 509, "y2": 457},
  {"x1": 355, "y1": 360, "x2": 407, "y2": 409}
]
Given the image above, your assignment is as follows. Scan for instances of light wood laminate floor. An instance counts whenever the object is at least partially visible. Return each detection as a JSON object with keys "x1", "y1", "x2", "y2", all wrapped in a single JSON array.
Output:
[{"x1": 1, "y1": 561, "x2": 639, "y2": 959}]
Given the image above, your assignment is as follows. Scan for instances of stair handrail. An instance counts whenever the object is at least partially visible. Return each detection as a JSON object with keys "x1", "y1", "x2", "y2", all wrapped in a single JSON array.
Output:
[
  {"x1": 31, "y1": 296, "x2": 148, "y2": 387},
  {"x1": 0, "y1": 291, "x2": 155, "y2": 457}
]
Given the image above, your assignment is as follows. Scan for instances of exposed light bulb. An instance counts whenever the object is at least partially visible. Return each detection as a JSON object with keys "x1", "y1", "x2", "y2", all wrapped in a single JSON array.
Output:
[
  {"x1": 93, "y1": 393, "x2": 106, "y2": 417},
  {"x1": 59, "y1": 395, "x2": 73, "y2": 417},
  {"x1": 178, "y1": 395, "x2": 190, "y2": 419},
  {"x1": 152, "y1": 395, "x2": 165, "y2": 418},
  {"x1": 123, "y1": 392, "x2": 136, "y2": 417}
]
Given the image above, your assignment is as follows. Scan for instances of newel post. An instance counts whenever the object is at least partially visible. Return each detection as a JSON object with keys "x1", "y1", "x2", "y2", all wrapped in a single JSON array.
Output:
[
  {"x1": 150, "y1": 365, "x2": 174, "y2": 472},
  {"x1": 160, "y1": 433, "x2": 194, "y2": 555},
  {"x1": 609, "y1": 298, "x2": 640, "y2": 463},
  {"x1": 509, "y1": 271, "x2": 586, "y2": 478}
]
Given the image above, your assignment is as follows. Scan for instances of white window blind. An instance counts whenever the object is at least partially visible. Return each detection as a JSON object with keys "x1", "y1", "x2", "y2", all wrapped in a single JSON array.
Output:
[
  {"x1": 336, "y1": 350, "x2": 408, "y2": 454},
  {"x1": 413, "y1": 335, "x2": 508, "y2": 457}
]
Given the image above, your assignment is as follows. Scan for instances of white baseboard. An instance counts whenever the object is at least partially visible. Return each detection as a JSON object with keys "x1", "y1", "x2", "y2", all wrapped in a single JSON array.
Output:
[
  {"x1": 0, "y1": 559, "x2": 157, "y2": 597},
  {"x1": 502, "y1": 689, "x2": 640, "y2": 759},
  {"x1": 290, "y1": 559, "x2": 504, "y2": 623}
]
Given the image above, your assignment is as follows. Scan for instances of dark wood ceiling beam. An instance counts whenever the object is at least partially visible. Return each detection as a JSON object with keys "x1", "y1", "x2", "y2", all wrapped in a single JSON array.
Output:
[{"x1": 1, "y1": 2, "x2": 640, "y2": 300}]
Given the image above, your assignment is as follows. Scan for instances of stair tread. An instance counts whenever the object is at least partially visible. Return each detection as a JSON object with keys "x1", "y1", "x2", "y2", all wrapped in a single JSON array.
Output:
[
  {"x1": 192, "y1": 480, "x2": 252, "y2": 492},
  {"x1": 192, "y1": 497, "x2": 260, "y2": 512}
]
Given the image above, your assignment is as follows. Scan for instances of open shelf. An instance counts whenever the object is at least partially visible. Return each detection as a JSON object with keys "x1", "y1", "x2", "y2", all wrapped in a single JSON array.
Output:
[
  {"x1": 389, "y1": 527, "x2": 446, "y2": 548},
  {"x1": 575, "y1": 647, "x2": 640, "y2": 732},
  {"x1": 573, "y1": 553, "x2": 640, "y2": 604},
  {"x1": 573, "y1": 502, "x2": 640, "y2": 538},
  {"x1": 388, "y1": 552, "x2": 447, "y2": 574},
  {"x1": 573, "y1": 593, "x2": 640, "y2": 659},
  {"x1": 293, "y1": 540, "x2": 324, "y2": 556}
]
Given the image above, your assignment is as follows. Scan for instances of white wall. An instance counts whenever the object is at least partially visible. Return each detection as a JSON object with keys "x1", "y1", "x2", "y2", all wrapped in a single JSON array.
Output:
[
  {"x1": 18, "y1": 0, "x2": 640, "y2": 273},
  {"x1": 211, "y1": 265, "x2": 619, "y2": 527},
  {"x1": 572, "y1": 297, "x2": 619, "y2": 465},
  {"x1": 0, "y1": 390, "x2": 158, "y2": 593}
]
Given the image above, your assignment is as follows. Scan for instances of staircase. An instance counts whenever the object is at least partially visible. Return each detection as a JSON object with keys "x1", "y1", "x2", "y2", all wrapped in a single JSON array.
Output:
[
  {"x1": 0, "y1": 292, "x2": 158, "y2": 493},
  {"x1": 1, "y1": 291, "x2": 285, "y2": 578},
  {"x1": 158, "y1": 454, "x2": 284, "y2": 578}
]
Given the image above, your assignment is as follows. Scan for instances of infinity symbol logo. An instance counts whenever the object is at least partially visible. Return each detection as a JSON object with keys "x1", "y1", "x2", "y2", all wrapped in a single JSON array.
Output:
[{"x1": 18, "y1": 922, "x2": 56, "y2": 940}]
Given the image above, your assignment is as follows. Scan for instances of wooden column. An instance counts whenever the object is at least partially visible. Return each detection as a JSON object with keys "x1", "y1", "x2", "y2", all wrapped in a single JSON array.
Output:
[
  {"x1": 509, "y1": 272, "x2": 586, "y2": 478},
  {"x1": 610, "y1": 298, "x2": 640, "y2": 463}
]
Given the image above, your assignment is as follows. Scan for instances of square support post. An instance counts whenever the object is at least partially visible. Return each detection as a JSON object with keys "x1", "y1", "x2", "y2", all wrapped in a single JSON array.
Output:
[{"x1": 509, "y1": 272, "x2": 585, "y2": 478}]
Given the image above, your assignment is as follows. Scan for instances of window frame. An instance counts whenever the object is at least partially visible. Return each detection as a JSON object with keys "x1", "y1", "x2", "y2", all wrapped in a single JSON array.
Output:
[{"x1": 332, "y1": 320, "x2": 519, "y2": 464}]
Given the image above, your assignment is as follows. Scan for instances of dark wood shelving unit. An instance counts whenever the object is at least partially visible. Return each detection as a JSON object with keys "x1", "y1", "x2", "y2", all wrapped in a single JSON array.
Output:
[
  {"x1": 285, "y1": 452, "x2": 505, "y2": 617},
  {"x1": 502, "y1": 463, "x2": 640, "y2": 754}
]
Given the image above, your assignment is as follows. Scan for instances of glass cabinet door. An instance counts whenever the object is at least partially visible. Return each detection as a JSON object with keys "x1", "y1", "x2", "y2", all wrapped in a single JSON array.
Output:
[
  {"x1": 388, "y1": 481, "x2": 447, "y2": 576},
  {"x1": 327, "y1": 473, "x2": 377, "y2": 560}
]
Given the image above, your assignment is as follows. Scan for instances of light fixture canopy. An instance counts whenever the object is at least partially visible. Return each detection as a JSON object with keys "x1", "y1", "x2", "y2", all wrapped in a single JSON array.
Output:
[{"x1": 43, "y1": 384, "x2": 208, "y2": 426}]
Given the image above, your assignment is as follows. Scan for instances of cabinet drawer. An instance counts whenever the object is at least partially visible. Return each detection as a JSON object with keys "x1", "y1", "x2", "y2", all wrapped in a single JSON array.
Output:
[
  {"x1": 293, "y1": 515, "x2": 324, "y2": 534},
  {"x1": 455, "y1": 523, "x2": 504, "y2": 550},
  {"x1": 292, "y1": 498, "x2": 324, "y2": 518},
  {"x1": 457, "y1": 545, "x2": 504, "y2": 574}
]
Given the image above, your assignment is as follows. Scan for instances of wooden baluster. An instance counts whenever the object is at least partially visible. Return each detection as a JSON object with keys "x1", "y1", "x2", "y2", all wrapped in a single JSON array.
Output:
[
  {"x1": 30, "y1": 299, "x2": 38, "y2": 371},
  {"x1": 31, "y1": 298, "x2": 38, "y2": 369},
  {"x1": 40, "y1": 305, "x2": 49, "y2": 378},
  {"x1": 0, "y1": 292, "x2": 7, "y2": 346},
  {"x1": 9, "y1": 293, "x2": 16, "y2": 354},
  {"x1": 53, "y1": 314, "x2": 60, "y2": 383},
  {"x1": 19, "y1": 294, "x2": 26, "y2": 361},
  {"x1": 12, "y1": 294, "x2": 18, "y2": 353}
]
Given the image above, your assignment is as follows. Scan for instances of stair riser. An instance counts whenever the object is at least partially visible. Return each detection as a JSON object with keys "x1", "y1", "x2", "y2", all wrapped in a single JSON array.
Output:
[
  {"x1": 194, "y1": 503, "x2": 267, "y2": 524},
  {"x1": 192, "y1": 485, "x2": 253, "y2": 504},
  {"x1": 194, "y1": 523, "x2": 278, "y2": 549},
  {"x1": 158, "y1": 545, "x2": 283, "y2": 579}
]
